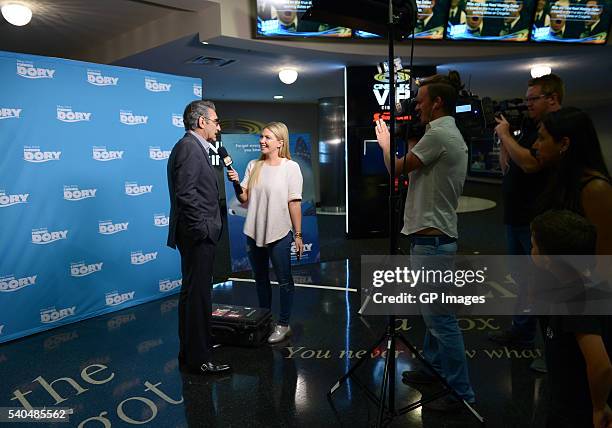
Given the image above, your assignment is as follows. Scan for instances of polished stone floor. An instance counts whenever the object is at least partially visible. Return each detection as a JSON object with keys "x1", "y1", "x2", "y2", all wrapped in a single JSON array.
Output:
[{"x1": 0, "y1": 259, "x2": 552, "y2": 428}]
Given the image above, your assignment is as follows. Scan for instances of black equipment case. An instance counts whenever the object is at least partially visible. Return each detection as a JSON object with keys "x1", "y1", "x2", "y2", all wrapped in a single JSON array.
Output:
[{"x1": 211, "y1": 304, "x2": 272, "y2": 347}]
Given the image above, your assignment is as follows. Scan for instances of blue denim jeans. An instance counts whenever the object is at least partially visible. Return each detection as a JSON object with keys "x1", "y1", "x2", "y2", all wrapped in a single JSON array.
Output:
[
  {"x1": 246, "y1": 232, "x2": 295, "y2": 326},
  {"x1": 410, "y1": 240, "x2": 476, "y2": 403},
  {"x1": 506, "y1": 224, "x2": 536, "y2": 340}
]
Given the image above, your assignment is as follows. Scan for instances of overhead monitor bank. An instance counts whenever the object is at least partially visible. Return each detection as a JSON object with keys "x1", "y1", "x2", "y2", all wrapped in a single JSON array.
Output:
[{"x1": 255, "y1": 0, "x2": 611, "y2": 43}]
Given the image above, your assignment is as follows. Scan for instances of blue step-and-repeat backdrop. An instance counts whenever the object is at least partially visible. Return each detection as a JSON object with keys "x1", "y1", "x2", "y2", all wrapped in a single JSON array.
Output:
[{"x1": 0, "y1": 50, "x2": 202, "y2": 344}]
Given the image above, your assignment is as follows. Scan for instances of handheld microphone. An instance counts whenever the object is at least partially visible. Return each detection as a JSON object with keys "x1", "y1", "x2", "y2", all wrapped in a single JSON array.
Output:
[
  {"x1": 217, "y1": 146, "x2": 234, "y2": 171},
  {"x1": 218, "y1": 147, "x2": 244, "y2": 198}
]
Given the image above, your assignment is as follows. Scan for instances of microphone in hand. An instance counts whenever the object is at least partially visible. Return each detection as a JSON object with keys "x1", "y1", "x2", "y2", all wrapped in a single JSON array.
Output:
[
  {"x1": 218, "y1": 146, "x2": 244, "y2": 197},
  {"x1": 218, "y1": 147, "x2": 239, "y2": 182},
  {"x1": 218, "y1": 146, "x2": 233, "y2": 169}
]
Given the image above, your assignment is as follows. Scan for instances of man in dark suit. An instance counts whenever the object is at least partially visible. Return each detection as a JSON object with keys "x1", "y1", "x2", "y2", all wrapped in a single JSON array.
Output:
[
  {"x1": 448, "y1": 0, "x2": 467, "y2": 25},
  {"x1": 548, "y1": 0, "x2": 571, "y2": 38},
  {"x1": 464, "y1": 0, "x2": 500, "y2": 36},
  {"x1": 415, "y1": 0, "x2": 445, "y2": 33},
  {"x1": 579, "y1": 0, "x2": 608, "y2": 38},
  {"x1": 167, "y1": 100, "x2": 229, "y2": 375},
  {"x1": 533, "y1": 0, "x2": 549, "y2": 28},
  {"x1": 498, "y1": 0, "x2": 529, "y2": 36}
]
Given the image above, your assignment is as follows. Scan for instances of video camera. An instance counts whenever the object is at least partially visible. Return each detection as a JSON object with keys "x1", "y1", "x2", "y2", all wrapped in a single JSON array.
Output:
[
  {"x1": 391, "y1": 70, "x2": 533, "y2": 178},
  {"x1": 451, "y1": 76, "x2": 534, "y2": 177},
  {"x1": 483, "y1": 97, "x2": 530, "y2": 136},
  {"x1": 396, "y1": 98, "x2": 426, "y2": 142},
  {"x1": 456, "y1": 92, "x2": 532, "y2": 141}
]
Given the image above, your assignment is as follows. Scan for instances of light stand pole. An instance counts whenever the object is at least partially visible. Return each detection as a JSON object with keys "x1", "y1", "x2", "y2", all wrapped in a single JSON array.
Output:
[{"x1": 380, "y1": 3, "x2": 399, "y2": 422}]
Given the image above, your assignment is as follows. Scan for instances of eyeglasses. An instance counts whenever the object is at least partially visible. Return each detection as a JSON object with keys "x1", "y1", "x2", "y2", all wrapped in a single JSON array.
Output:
[
  {"x1": 203, "y1": 116, "x2": 220, "y2": 125},
  {"x1": 525, "y1": 94, "x2": 549, "y2": 104}
]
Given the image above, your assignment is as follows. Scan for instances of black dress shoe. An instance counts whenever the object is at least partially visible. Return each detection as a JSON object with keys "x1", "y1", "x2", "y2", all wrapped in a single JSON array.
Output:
[{"x1": 199, "y1": 362, "x2": 231, "y2": 374}]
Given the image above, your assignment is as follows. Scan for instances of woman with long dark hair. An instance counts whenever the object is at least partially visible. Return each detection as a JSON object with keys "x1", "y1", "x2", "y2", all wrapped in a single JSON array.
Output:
[
  {"x1": 531, "y1": 106, "x2": 612, "y2": 428},
  {"x1": 533, "y1": 106, "x2": 612, "y2": 254}
]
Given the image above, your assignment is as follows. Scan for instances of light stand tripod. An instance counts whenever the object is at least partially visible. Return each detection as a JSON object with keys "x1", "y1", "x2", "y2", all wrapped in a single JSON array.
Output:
[{"x1": 327, "y1": 2, "x2": 485, "y2": 426}]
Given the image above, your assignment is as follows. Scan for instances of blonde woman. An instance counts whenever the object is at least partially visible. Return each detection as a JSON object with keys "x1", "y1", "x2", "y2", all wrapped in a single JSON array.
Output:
[{"x1": 227, "y1": 122, "x2": 304, "y2": 343}]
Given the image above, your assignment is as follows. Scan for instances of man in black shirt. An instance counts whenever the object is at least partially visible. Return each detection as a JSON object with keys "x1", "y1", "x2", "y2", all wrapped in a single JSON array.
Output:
[
  {"x1": 530, "y1": 210, "x2": 612, "y2": 428},
  {"x1": 489, "y1": 74, "x2": 564, "y2": 352}
]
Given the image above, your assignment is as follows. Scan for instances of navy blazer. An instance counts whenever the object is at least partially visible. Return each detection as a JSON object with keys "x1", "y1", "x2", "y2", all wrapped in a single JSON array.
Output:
[{"x1": 167, "y1": 132, "x2": 222, "y2": 248}]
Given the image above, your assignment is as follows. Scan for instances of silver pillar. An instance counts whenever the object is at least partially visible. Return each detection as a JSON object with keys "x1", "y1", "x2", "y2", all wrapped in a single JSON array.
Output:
[{"x1": 318, "y1": 97, "x2": 346, "y2": 213}]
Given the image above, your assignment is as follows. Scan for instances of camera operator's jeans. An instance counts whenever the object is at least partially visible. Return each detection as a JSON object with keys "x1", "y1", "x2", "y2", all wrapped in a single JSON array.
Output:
[
  {"x1": 506, "y1": 225, "x2": 536, "y2": 340},
  {"x1": 410, "y1": 240, "x2": 476, "y2": 403},
  {"x1": 246, "y1": 232, "x2": 295, "y2": 326}
]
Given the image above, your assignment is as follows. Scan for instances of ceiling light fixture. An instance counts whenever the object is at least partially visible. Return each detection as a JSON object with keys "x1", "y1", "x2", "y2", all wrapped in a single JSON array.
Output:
[
  {"x1": 530, "y1": 65, "x2": 552, "y2": 78},
  {"x1": 278, "y1": 68, "x2": 298, "y2": 85},
  {"x1": 1, "y1": 3, "x2": 32, "y2": 26},
  {"x1": 274, "y1": 95, "x2": 284, "y2": 99}
]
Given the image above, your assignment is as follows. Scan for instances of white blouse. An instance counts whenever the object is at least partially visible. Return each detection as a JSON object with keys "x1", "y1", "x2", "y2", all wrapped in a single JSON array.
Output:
[{"x1": 240, "y1": 158, "x2": 303, "y2": 247}]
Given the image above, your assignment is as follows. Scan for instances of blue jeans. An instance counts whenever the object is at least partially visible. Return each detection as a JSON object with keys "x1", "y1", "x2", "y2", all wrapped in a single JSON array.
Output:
[
  {"x1": 246, "y1": 232, "x2": 295, "y2": 326},
  {"x1": 506, "y1": 225, "x2": 536, "y2": 340},
  {"x1": 410, "y1": 240, "x2": 476, "y2": 403}
]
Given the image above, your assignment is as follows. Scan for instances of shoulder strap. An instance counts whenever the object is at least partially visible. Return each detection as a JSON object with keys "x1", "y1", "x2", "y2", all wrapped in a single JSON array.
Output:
[{"x1": 581, "y1": 174, "x2": 611, "y2": 190}]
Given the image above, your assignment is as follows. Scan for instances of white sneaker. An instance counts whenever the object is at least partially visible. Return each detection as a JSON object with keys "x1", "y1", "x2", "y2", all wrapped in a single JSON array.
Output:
[{"x1": 268, "y1": 325, "x2": 291, "y2": 343}]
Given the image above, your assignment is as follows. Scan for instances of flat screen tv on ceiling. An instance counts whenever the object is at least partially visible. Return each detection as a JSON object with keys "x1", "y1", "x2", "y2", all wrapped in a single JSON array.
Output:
[
  {"x1": 445, "y1": 0, "x2": 536, "y2": 41},
  {"x1": 255, "y1": 0, "x2": 352, "y2": 38},
  {"x1": 530, "y1": 0, "x2": 611, "y2": 43},
  {"x1": 354, "y1": 0, "x2": 450, "y2": 40}
]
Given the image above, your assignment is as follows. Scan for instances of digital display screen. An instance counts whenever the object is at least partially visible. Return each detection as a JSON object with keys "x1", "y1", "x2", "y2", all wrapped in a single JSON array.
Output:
[
  {"x1": 415, "y1": 0, "x2": 452, "y2": 38},
  {"x1": 255, "y1": 0, "x2": 352, "y2": 38},
  {"x1": 456, "y1": 104, "x2": 473, "y2": 113},
  {"x1": 531, "y1": 0, "x2": 611, "y2": 43},
  {"x1": 446, "y1": 0, "x2": 535, "y2": 41},
  {"x1": 256, "y1": 0, "x2": 610, "y2": 43},
  {"x1": 354, "y1": 0, "x2": 450, "y2": 39}
]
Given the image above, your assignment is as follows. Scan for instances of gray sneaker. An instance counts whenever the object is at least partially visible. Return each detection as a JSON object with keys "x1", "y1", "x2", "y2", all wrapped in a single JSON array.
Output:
[{"x1": 268, "y1": 325, "x2": 291, "y2": 343}]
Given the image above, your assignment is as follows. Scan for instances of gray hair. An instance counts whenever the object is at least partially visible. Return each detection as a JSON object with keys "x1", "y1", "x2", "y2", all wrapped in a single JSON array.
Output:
[{"x1": 183, "y1": 100, "x2": 216, "y2": 131}]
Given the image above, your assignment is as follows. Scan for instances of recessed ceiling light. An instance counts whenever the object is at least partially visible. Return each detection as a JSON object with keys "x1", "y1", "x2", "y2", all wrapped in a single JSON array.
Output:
[
  {"x1": 274, "y1": 95, "x2": 284, "y2": 99},
  {"x1": 278, "y1": 68, "x2": 298, "y2": 85},
  {"x1": 1, "y1": 3, "x2": 32, "y2": 26},
  {"x1": 530, "y1": 65, "x2": 552, "y2": 78}
]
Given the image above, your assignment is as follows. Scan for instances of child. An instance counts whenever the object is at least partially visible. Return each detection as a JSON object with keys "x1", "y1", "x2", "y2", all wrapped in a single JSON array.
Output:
[{"x1": 530, "y1": 209, "x2": 612, "y2": 428}]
